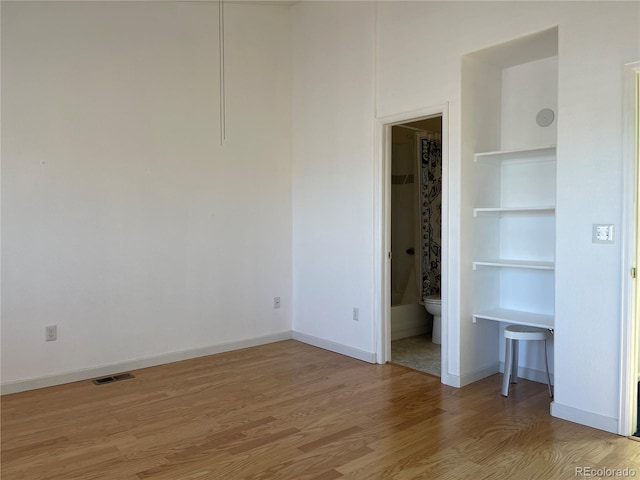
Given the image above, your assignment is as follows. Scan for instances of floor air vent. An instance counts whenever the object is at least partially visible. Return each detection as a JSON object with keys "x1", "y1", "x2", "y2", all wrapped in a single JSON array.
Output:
[{"x1": 92, "y1": 373, "x2": 135, "y2": 385}]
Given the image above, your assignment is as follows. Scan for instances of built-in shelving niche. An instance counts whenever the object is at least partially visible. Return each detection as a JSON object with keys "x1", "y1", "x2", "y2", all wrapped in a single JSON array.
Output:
[{"x1": 461, "y1": 27, "x2": 558, "y2": 383}]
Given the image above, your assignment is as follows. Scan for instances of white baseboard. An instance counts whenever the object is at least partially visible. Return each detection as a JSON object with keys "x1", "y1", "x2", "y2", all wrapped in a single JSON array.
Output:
[
  {"x1": 292, "y1": 331, "x2": 376, "y2": 364},
  {"x1": 441, "y1": 372, "x2": 461, "y2": 388},
  {"x1": 442, "y1": 364, "x2": 553, "y2": 390},
  {"x1": 1, "y1": 331, "x2": 293, "y2": 395},
  {"x1": 551, "y1": 401, "x2": 618, "y2": 434},
  {"x1": 499, "y1": 362, "x2": 555, "y2": 385},
  {"x1": 454, "y1": 362, "x2": 500, "y2": 387}
]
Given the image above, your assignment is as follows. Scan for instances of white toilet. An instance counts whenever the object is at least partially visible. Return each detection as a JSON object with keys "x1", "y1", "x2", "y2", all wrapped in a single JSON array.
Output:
[{"x1": 423, "y1": 294, "x2": 441, "y2": 344}]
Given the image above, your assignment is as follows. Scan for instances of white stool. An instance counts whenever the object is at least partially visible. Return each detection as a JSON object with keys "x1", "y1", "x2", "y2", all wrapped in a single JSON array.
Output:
[{"x1": 502, "y1": 325, "x2": 553, "y2": 398}]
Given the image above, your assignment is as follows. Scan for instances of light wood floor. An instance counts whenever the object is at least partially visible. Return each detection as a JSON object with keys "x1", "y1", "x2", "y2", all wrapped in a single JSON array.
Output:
[{"x1": 2, "y1": 340, "x2": 639, "y2": 479}]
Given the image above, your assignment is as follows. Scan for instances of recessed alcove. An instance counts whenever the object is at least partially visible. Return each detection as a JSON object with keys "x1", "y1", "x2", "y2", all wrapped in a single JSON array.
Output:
[{"x1": 461, "y1": 27, "x2": 558, "y2": 385}]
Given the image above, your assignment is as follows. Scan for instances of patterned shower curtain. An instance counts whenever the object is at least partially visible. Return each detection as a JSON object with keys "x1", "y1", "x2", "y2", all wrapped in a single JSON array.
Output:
[{"x1": 419, "y1": 133, "x2": 442, "y2": 298}]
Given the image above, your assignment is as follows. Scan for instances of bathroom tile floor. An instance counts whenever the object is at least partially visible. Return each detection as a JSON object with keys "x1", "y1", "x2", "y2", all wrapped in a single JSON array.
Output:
[{"x1": 391, "y1": 334, "x2": 441, "y2": 377}]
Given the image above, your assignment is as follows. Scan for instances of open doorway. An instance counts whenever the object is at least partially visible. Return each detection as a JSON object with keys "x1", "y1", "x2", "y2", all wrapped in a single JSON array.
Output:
[
  {"x1": 374, "y1": 104, "x2": 450, "y2": 385},
  {"x1": 388, "y1": 116, "x2": 443, "y2": 377}
]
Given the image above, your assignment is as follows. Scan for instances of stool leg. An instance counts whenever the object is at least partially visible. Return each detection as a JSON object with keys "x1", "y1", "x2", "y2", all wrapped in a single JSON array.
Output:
[
  {"x1": 511, "y1": 340, "x2": 519, "y2": 384},
  {"x1": 544, "y1": 339, "x2": 553, "y2": 398},
  {"x1": 502, "y1": 338, "x2": 513, "y2": 397}
]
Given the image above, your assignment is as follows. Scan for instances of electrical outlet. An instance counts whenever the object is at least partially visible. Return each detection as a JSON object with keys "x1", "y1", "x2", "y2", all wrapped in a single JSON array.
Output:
[
  {"x1": 45, "y1": 325, "x2": 57, "y2": 342},
  {"x1": 353, "y1": 308, "x2": 359, "y2": 321},
  {"x1": 274, "y1": 297, "x2": 281, "y2": 309}
]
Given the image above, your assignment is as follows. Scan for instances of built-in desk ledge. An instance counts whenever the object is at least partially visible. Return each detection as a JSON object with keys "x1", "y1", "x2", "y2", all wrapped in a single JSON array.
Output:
[
  {"x1": 473, "y1": 206, "x2": 555, "y2": 217},
  {"x1": 473, "y1": 259, "x2": 554, "y2": 270},
  {"x1": 474, "y1": 145, "x2": 556, "y2": 163},
  {"x1": 473, "y1": 308, "x2": 554, "y2": 329}
]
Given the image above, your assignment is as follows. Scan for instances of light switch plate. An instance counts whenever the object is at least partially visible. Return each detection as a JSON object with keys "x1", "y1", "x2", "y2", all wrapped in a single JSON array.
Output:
[{"x1": 592, "y1": 224, "x2": 614, "y2": 244}]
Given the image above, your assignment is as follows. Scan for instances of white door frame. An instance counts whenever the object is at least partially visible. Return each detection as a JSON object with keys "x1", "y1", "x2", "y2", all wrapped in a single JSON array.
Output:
[
  {"x1": 619, "y1": 61, "x2": 640, "y2": 436},
  {"x1": 373, "y1": 103, "x2": 451, "y2": 385}
]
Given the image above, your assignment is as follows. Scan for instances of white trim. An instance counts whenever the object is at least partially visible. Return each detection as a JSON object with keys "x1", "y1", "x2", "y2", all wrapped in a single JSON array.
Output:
[
  {"x1": 1, "y1": 331, "x2": 293, "y2": 395},
  {"x1": 292, "y1": 332, "x2": 376, "y2": 363},
  {"x1": 373, "y1": 113, "x2": 391, "y2": 364},
  {"x1": 445, "y1": 363, "x2": 499, "y2": 388},
  {"x1": 551, "y1": 402, "x2": 618, "y2": 435},
  {"x1": 457, "y1": 362, "x2": 500, "y2": 387},
  {"x1": 374, "y1": 104, "x2": 452, "y2": 385},
  {"x1": 619, "y1": 61, "x2": 640, "y2": 436},
  {"x1": 499, "y1": 362, "x2": 554, "y2": 385}
]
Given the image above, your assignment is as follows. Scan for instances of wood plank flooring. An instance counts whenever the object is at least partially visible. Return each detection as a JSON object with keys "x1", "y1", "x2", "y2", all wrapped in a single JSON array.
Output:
[{"x1": 2, "y1": 340, "x2": 639, "y2": 479}]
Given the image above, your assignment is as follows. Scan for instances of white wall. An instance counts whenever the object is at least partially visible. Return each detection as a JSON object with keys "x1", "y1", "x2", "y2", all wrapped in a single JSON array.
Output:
[
  {"x1": 1, "y1": 1, "x2": 292, "y2": 385},
  {"x1": 553, "y1": 3, "x2": 637, "y2": 429},
  {"x1": 460, "y1": 55, "x2": 503, "y2": 381},
  {"x1": 501, "y1": 56, "x2": 558, "y2": 150},
  {"x1": 292, "y1": 1, "x2": 639, "y2": 432},
  {"x1": 291, "y1": 1, "x2": 376, "y2": 357}
]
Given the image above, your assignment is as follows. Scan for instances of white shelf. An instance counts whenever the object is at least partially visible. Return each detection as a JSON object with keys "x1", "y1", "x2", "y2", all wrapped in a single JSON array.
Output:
[
  {"x1": 474, "y1": 145, "x2": 556, "y2": 163},
  {"x1": 473, "y1": 308, "x2": 554, "y2": 329},
  {"x1": 473, "y1": 259, "x2": 554, "y2": 270},
  {"x1": 473, "y1": 206, "x2": 555, "y2": 217}
]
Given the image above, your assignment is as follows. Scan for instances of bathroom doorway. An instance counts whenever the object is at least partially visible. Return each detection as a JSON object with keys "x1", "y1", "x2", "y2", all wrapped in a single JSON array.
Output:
[{"x1": 389, "y1": 116, "x2": 443, "y2": 377}]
